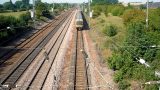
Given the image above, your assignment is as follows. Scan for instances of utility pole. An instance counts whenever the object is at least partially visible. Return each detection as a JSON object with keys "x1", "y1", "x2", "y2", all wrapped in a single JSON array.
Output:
[
  {"x1": 33, "y1": 0, "x2": 35, "y2": 29},
  {"x1": 146, "y1": 0, "x2": 149, "y2": 30},
  {"x1": 88, "y1": 0, "x2": 91, "y2": 28},
  {"x1": 33, "y1": 0, "x2": 35, "y2": 20},
  {"x1": 52, "y1": 0, "x2": 54, "y2": 15}
]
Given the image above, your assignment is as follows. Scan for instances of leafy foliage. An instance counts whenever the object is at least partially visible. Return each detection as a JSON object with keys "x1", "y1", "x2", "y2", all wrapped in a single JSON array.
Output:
[
  {"x1": 0, "y1": 15, "x2": 19, "y2": 29},
  {"x1": 15, "y1": 1, "x2": 23, "y2": 10},
  {"x1": 19, "y1": 12, "x2": 31, "y2": 25},
  {"x1": 0, "y1": 12, "x2": 31, "y2": 42},
  {"x1": 90, "y1": 2, "x2": 160, "y2": 90},
  {"x1": 118, "y1": 80, "x2": 130, "y2": 90},
  {"x1": 91, "y1": 4, "x2": 108, "y2": 18},
  {"x1": 21, "y1": 0, "x2": 30, "y2": 9},
  {"x1": 110, "y1": 5, "x2": 125, "y2": 16},
  {"x1": 148, "y1": 9, "x2": 160, "y2": 31},
  {"x1": 92, "y1": 5, "x2": 102, "y2": 18},
  {"x1": 36, "y1": 2, "x2": 50, "y2": 19},
  {"x1": 103, "y1": 25, "x2": 117, "y2": 37},
  {"x1": 0, "y1": 4, "x2": 4, "y2": 12},
  {"x1": 92, "y1": 0, "x2": 118, "y2": 4},
  {"x1": 108, "y1": 21, "x2": 160, "y2": 89},
  {"x1": 3, "y1": 2, "x2": 14, "y2": 10},
  {"x1": 122, "y1": 9, "x2": 146, "y2": 24},
  {"x1": 0, "y1": 12, "x2": 31, "y2": 29}
]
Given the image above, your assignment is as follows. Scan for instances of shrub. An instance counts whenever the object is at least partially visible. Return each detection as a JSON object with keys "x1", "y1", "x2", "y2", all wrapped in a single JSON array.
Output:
[
  {"x1": 122, "y1": 9, "x2": 146, "y2": 24},
  {"x1": 103, "y1": 25, "x2": 117, "y2": 37},
  {"x1": 148, "y1": 9, "x2": 160, "y2": 31},
  {"x1": 106, "y1": 5, "x2": 125, "y2": 16},
  {"x1": 111, "y1": 5, "x2": 125, "y2": 16},
  {"x1": 118, "y1": 80, "x2": 130, "y2": 90},
  {"x1": 114, "y1": 71, "x2": 123, "y2": 83},
  {"x1": 100, "y1": 19, "x2": 105, "y2": 23},
  {"x1": 19, "y1": 12, "x2": 31, "y2": 25},
  {"x1": 42, "y1": 10, "x2": 52, "y2": 19},
  {"x1": 108, "y1": 54, "x2": 124, "y2": 70},
  {"x1": 92, "y1": 5, "x2": 102, "y2": 18},
  {"x1": 108, "y1": 21, "x2": 160, "y2": 89},
  {"x1": 0, "y1": 15, "x2": 19, "y2": 29},
  {"x1": 36, "y1": 2, "x2": 47, "y2": 19}
]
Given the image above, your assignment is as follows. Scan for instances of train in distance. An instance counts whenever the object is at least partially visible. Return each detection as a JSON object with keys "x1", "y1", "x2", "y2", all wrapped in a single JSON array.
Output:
[{"x1": 75, "y1": 10, "x2": 84, "y2": 30}]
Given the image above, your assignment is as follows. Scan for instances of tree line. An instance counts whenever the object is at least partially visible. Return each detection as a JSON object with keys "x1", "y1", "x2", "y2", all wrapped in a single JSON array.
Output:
[{"x1": 0, "y1": 0, "x2": 30, "y2": 12}]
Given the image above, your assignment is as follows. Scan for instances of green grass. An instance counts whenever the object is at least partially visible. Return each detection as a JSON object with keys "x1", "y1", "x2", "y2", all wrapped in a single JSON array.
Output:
[
  {"x1": 88, "y1": 13, "x2": 126, "y2": 59},
  {"x1": 0, "y1": 11, "x2": 27, "y2": 18}
]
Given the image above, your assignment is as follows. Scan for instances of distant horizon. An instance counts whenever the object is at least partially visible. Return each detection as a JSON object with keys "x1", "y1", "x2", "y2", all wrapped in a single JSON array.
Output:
[{"x1": 0, "y1": 0, "x2": 160, "y2": 4}]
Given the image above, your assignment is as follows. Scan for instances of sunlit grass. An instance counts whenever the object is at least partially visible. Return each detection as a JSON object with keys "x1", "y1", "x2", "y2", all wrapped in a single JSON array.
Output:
[
  {"x1": 0, "y1": 11, "x2": 27, "y2": 18},
  {"x1": 89, "y1": 13, "x2": 126, "y2": 59}
]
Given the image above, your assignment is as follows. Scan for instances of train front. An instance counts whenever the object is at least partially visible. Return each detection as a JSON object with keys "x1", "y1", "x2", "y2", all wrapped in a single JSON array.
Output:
[{"x1": 75, "y1": 10, "x2": 83, "y2": 30}]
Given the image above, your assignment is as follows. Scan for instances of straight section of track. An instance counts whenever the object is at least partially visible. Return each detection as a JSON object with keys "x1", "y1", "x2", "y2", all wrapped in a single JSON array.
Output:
[
  {"x1": 0, "y1": 9, "x2": 75, "y2": 90},
  {"x1": 75, "y1": 30, "x2": 89, "y2": 90},
  {"x1": 26, "y1": 11, "x2": 74, "y2": 90}
]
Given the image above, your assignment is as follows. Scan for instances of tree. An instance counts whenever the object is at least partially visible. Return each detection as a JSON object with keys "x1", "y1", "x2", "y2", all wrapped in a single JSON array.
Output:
[
  {"x1": 36, "y1": 2, "x2": 48, "y2": 18},
  {"x1": 110, "y1": 5, "x2": 125, "y2": 16},
  {"x1": 92, "y1": 0, "x2": 118, "y2": 4},
  {"x1": 3, "y1": 1, "x2": 14, "y2": 10},
  {"x1": 0, "y1": 4, "x2": 3, "y2": 8},
  {"x1": 0, "y1": 4, "x2": 4, "y2": 12},
  {"x1": 19, "y1": 12, "x2": 31, "y2": 25},
  {"x1": 21, "y1": 0, "x2": 30, "y2": 9},
  {"x1": 22, "y1": 0, "x2": 29, "y2": 5},
  {"x1": 122, "y1": 9, "x2": 146, "y2": 24},
  {"x1": 15, "y1": 1, "x2": 23, "y2": 9}
]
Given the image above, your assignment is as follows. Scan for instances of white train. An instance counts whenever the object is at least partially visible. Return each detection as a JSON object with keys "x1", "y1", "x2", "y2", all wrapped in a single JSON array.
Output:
[{"x1": 75, "y1": 10, "x2": 83, "y2": 30}]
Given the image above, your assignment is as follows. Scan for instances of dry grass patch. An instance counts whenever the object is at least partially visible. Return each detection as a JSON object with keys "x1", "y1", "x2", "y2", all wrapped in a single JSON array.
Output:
[{"x1": 89, "y1": 13, "x2": 126, "y2": 59}]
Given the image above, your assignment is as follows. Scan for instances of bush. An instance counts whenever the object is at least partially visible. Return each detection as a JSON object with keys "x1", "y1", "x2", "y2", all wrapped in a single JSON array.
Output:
[
  {"x1": 0, "y1": 15, "x2": 19, "y2": 29},
  {"x1": 36, "y1": 2, "x2": 52, "y2": 19},
  {"x1": 0, "y1": 13, "x2": 31, "y2": 29},
  {"x1": 100, "y1": 19, "x2": 105, "y2": 23},
  {"x1": 103, "y1": 25, "x2": 117, "y2": 37},
  {"x1": 92, "y1": 5, "x2": 102, "y2": 18},
  {"x1": 19, "y1": 12, "x2": 31, "y2": 25},
  {"x1": 108, "y1": 21, "x2": 160, "y2": 89},
  {"x1": 111, "y1": 5, "x2": 125, "y2": 16},
  {"x1": 36, "y1": 2, "x2": 47, "y2": 19},
  {"x1": 114, "y1": 70, "x2": 123, "y2": 82},
  {"x1": 106, "y1": 5, "x2": 125, "y2": 16},
  {"x1": 122, "y1": 9, "x2": 146, "y2": 24},
  {"x1": 148, "y1": 9, "x2": 160, "y2": 31},
  {"x1": 118, "y1": 80, "x2": 130, "y2": 90},
  {"x1": 108, "y1": 54, "x2": 124, "y2": 70},
  {"x1": 42, "y1": 10, "x2": 52, "y2": 19}
]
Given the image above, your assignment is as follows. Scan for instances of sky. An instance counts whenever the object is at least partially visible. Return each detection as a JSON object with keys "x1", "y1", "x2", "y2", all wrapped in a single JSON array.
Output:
[{"x1": 0, "y1": 0, "x2": 160, "y2": 4}]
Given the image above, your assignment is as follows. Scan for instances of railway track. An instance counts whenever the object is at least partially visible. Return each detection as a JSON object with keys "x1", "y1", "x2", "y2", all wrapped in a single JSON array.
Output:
[
  {"x1": 75, "y1": 30, "x2": 89, "y2": 90},
  {"x1": 0, "y1": 10, "x2": 68, "y2": 65},
  {"x1": 26, "y1": 11, "x2": 74, "y2": 90},
  {"x1": 0, "y1": 9, "x2": 75, "y2": 90}
]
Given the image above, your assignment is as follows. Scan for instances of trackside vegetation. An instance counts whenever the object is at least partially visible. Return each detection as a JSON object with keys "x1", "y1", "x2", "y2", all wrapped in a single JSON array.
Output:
[
  {"x1": 0, "y1": 12, "x2": 31, "y2": 43},
  {"x1": 0, "y1": 0, "x2": 74, "y2": 44},
  {"x1": 103, "y1": 25, "x2": 117, "y2": 37},
  {"x1": 89, "y1": 0, "x2": 160, "y2": 89}
]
